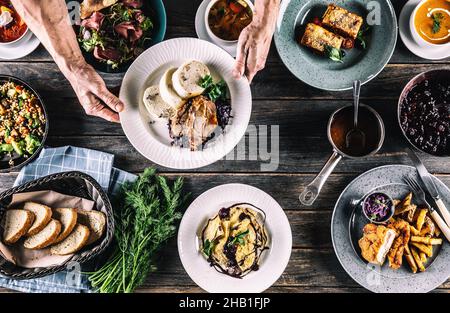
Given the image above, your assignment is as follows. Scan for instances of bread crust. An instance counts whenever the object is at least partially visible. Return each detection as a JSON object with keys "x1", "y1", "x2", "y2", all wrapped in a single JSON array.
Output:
[
  {"x1": 24, "y1": 219, "x2": 62, "y2": 249},
  {"x1": 53, "y1": 208, "x2": 78, "y2": 243},
  {"x1": 3, "y1": 210, "x2": 35, "y2": 244},
  {"x1": 24, "y1": 202, "x2": 53, "y2": 237},
  {"x1": 50, "y1": 224, "x2": 90, "y2": 255}
]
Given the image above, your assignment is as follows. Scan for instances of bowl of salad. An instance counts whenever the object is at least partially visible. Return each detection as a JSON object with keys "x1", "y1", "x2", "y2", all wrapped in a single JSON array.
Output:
[
  {"x1": 75, "y1": 0, "x2": 166, "y2": 73},
  {"x1": 0, "y1": 75, "x2": 48, "y2": 172}
]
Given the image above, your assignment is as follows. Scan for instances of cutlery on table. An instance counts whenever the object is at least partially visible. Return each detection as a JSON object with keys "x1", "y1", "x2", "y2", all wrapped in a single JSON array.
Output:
[
  {"x1": 404, "y1": 176, "x2": 450, "y2": 242},
  {"x1": 407, "y1": 149, "x2": 450, "y2": 228}
]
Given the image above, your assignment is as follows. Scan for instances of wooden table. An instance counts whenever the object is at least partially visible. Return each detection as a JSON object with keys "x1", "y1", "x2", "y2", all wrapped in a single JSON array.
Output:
[{"x1": 1, "y1": 0, "x2": 449, "y2": 293}]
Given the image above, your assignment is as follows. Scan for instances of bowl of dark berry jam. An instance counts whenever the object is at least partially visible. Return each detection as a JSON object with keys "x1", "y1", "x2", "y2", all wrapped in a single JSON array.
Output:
[{"x1": 398, "y1": 70, "x2": 450, "y2": 156}]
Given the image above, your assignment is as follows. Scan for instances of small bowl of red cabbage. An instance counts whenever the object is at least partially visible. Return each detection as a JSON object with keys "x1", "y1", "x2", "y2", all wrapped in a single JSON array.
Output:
[{"x1": 362, "y1": 192, "x2": 395, "y2": 224}]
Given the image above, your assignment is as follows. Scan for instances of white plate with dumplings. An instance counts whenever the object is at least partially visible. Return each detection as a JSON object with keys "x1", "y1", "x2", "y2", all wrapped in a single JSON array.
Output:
[{"x1": 119, "y1": 37, "x2": 252, "y2": 169}]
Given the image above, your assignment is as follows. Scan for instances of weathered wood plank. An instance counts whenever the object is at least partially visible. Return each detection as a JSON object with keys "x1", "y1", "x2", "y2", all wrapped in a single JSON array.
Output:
[{"x1": 2, "y1": 63, "x2": 449, "y2": 100}]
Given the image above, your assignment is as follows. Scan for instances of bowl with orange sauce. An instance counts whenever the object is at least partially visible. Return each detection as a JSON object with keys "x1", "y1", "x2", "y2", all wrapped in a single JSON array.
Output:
[
  {"x1": 0, "y1": 0, "x2": 28, "y2": 46},
  {"x1": 205, "y1": 0, "x2": 254, "y2": 45},
  {"x1": 410, "y1": 0, "x2": 450, "y2": 47}
]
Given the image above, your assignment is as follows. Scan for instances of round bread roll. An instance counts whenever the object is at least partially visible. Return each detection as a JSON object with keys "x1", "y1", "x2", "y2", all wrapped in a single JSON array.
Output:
[
  {"x1": 172, "y1": 60, "x2": 210, "y2": 99},
  {"x1": 159, "y1": 67, "x2": 185, "y2": 109},
  {"x1": 142, "y1": 85, "x2": 173, "y2": 119}
]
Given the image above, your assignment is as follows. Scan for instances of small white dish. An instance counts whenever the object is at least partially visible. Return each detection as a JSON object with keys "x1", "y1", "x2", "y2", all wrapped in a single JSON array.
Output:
[
  {"x1": 0, "y1": 30, "x2": 40, "y2": 60},
  {"x1": 196, "y1": 0, "x2": 254, "y2": 57},
  {"x1": 119, "y1": 37, "x2": 252, "y2": 170},
  {"x1": 178, "y1": 183, "x2": 292, "y2": 293},
  {"x1": 409, "y1": 0, "x2": 450, "y2": 48},
  {"x1": 400, "y1": 0, "x2": 450, "y2": 60},
  {"x1": 204, "y1": 0, "x2": 255, "y2": 46}
]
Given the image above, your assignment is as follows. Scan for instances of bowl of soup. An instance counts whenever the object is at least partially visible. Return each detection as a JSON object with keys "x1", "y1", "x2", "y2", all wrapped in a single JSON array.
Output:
[
  {"x1": 205, "y1": 0, "x2": 254, "y2": 44},
  {"x1": 0, "y1": 0, "x2": 28, "y2": 45},
  {"x1": 410, "y1": 0, "x2": 450, "y2": 47}
]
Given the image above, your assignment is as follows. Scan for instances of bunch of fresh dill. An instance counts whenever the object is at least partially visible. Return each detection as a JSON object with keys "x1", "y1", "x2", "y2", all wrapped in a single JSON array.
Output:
[{"x1": 88, "y1": 168, "x2": 186, "y2": 293}]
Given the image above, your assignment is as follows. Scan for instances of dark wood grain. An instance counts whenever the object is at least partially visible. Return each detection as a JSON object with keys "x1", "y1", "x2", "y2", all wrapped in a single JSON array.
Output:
[
  {"x1": 36, "y1": 97, "x2": 450, "y2": 174},
  {"x1": 0, "y1": 0, "x2": 449, "y2": 294},
  {"x1": 3, "y1": 63, "x2": 450, "y2": 100}
]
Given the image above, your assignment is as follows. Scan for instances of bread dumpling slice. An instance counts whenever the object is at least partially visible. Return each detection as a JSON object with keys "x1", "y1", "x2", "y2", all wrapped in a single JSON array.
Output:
[
  {"x1": 24, "y1": 219, "x2": 61, "y2": 249},
  {"x1": 143, "y1": 85, "x2": 173, "y2": 119},
  {"x1": 76, "y1": 210, "x2": 106, "y2": 245},
  {"x1": 2, "y1": 209, "x2": 35, "y2": 244},
  {"x1": 23, "y1": 202, "x2": 52, "y2": 236},
  {"x1": 159, "y1": 67, "x2": 185, "y2": 109},
  {"x1": 53, "y1": 208, "x2": 78, "y2": 243},
  {"x1": 50, "y1": 224, "x2": 90, "y2": 255},
  {"x1": 172, "y1": 60, "x2": 210, "y2": 99}
]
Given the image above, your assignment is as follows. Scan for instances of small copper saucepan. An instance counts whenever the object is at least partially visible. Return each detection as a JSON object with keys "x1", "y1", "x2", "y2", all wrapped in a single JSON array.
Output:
[{"x1": 299, "y1": 104, "x2": 386, "y2": 206}]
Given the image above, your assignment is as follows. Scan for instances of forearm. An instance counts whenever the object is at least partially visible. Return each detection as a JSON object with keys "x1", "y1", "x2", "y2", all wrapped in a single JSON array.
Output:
[
  {"x1": 254, "y1": 0, "x2": 280, "y2": 27},
  {"x1": 11, "y1": 0, "x2": 84, "y2": 78}
]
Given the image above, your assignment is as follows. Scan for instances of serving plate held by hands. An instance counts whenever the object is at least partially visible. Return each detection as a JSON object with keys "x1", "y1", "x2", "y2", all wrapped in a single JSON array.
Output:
[
  {"x1": 332, "y1": 165, "x2": 450, "y2": 293},
  {"x1": 119, "y1": 37, "x2": 252, "y2": 169},
  {"x1": 274, "y1": 0, "x2": 397, "y2": 91},
  {"x1": 178, "y1": 184, "x2": 292, "y2": 293}
]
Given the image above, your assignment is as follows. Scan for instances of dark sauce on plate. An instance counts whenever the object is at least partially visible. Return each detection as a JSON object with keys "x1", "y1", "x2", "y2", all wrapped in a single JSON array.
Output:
[
  {"x1": 400, "y1": 77, "x2": 450, "y2": 156},
  {"x1": 201, "y1": 202, "x2": 269, "y2": 279}
]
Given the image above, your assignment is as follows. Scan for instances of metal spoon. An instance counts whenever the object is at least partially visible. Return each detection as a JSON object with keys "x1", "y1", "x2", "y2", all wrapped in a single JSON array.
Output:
[{"x1": 345, "y1": 80, "x2": 366, "y2": 152}]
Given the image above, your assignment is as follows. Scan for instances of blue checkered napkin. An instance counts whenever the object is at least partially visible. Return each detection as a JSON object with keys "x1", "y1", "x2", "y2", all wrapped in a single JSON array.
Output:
[{"x1": 0, "y1": 146, "x2": 136, "y2": 293}]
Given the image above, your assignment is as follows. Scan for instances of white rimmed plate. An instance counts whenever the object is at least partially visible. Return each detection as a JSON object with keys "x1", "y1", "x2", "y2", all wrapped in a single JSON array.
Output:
[
  {"x1": 399, "y1": 0, "x2": 450, "y2": 60},
  {"x1": 0, "y1": 30, "x2": 40, "y2": 60},
  {"x1": 178, "y1": 183, "x2": 292, "y2": 293},
  {"x1": 119, "y1": 38, "x2": 252, "y2": 169}
]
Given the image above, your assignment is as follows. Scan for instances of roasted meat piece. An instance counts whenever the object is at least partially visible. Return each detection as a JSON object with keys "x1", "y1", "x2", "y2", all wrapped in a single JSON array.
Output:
[
  {"x1": 169, "y1": 95, "x2": 218, "y2": 151},
  {"x1": 300, "y1": 23, "x2": 344, "y2": 53},
  {"x1": 358, "y1": 224, "x2": 396, "y2": 266},
  {"x1": 321, "y1": 4, "x2": 363, "y2": 39}
]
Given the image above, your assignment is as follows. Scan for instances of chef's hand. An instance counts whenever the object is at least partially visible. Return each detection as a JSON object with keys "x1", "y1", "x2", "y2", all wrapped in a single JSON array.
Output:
[
  {"x1": 66, "y1": 62, "x2": 124, "y2": 123},
  {"x1": 233, "y1": 0, "x2": 280, "y2": 83}
]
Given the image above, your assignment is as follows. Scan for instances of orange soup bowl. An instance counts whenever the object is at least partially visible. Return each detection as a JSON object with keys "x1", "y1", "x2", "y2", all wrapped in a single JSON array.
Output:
[{"x1": 410, "y1": 0, "x2": 450, "y2": 48}]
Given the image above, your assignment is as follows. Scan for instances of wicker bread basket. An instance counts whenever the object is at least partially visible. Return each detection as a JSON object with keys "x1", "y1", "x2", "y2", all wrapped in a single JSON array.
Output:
[{"x1": 0, "y1": 171, "x2": 114, "y2": 279}]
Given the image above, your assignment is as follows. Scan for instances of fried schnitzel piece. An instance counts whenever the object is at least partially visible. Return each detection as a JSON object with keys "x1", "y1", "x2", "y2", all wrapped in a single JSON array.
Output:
[
  {"x1": 358, "y1": 224, "x2": 396, "y2": 265},
  {"x1": 387, "y1": 219, "x2": 411, "y2": 269}
]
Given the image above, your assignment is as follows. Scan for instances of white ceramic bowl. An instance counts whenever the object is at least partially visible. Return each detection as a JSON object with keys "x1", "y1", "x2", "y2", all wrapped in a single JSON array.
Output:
[
  {"x1": 204, "y1": 0, "x2": 255, "y2": 46},
  {"x1": 409, "y1": 0, "x2": 450, "y2": 48}
]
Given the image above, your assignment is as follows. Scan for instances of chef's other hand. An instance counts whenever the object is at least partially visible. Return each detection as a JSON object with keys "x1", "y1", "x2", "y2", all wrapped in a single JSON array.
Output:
[
  {"x1": 67, "y1": 62, "x2": 124, "y2": 123},
  {"x1": 233, "y1": 0, "x2": 280, "y2": 83}
]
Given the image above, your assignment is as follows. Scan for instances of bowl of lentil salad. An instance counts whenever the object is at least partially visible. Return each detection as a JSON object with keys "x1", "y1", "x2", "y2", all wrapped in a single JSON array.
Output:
[{"x1": 0, "y1": 75, "x2": 47, "y2": 171}]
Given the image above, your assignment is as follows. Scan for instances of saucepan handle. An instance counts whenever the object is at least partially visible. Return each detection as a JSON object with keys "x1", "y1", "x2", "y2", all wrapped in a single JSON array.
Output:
[{"x1": 299, "y1": 151, "x2": 343, "y2": 206}]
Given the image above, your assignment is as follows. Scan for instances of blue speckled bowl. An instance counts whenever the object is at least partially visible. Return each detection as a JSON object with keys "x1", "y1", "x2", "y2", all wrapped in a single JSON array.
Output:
[
  {"x1": 274, "y1": 0, "x2": 398, "y2": 91},
  {"x1": 332, "y1": 165, "x2": 450, "y2": 293}
]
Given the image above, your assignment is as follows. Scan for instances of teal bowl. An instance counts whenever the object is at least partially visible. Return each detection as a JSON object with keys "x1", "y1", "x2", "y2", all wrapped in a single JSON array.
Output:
[
  {"x1": 78, "y1": 0, "x2": 167, "y2": 73},
  {"x1": 274, "y1": 0, "x2": 397, "y2": 91}
]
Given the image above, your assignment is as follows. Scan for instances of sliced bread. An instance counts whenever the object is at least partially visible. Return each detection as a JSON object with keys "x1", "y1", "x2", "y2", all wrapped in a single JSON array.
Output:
[
  {"x1": 76, "y1": 210, "x2": 106, "y2": 245},
  {"x1": 23, "y1": 202, "x2": 52, "y2": 236},
  {"x1": 24, "y1": 219, "x2": 61, "y2": 249},
  {"x1": 2, "y1": 209, "x2": 35, "y2": 244},
  {"x1": 53, "y1": 208, "x2": 78, "y2": 243},
  {"x1": 50, "y1": 224, "x2": 90, "y2": 255}
]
